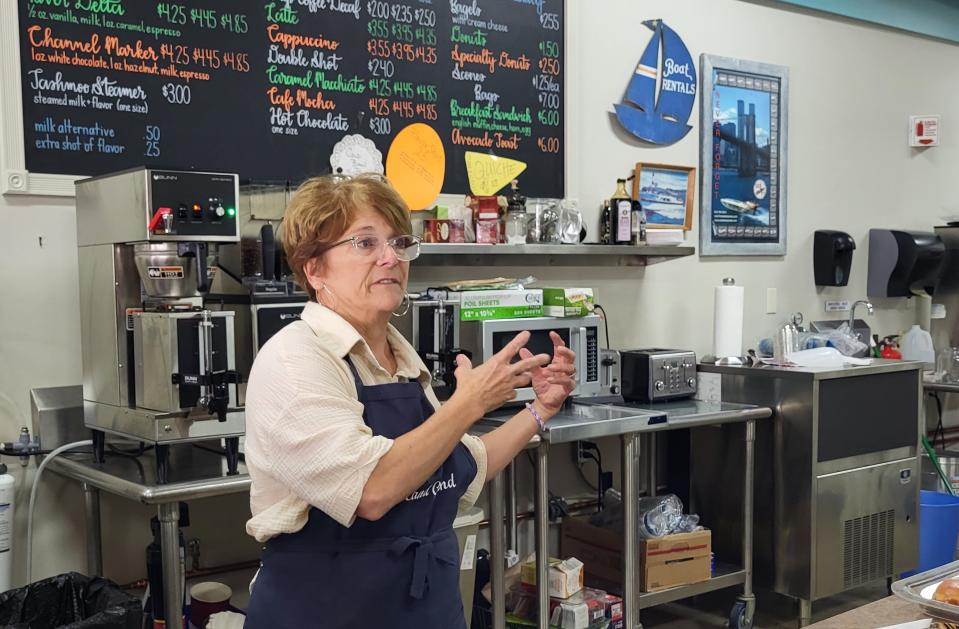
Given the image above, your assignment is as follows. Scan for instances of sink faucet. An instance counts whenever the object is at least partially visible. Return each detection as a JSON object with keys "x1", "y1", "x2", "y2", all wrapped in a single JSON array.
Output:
[{"x1": 849, "y1": 300, "x2": 874, "y2": 328}]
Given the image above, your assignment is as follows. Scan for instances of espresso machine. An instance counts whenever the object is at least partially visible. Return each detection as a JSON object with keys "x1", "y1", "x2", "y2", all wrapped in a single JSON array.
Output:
[{"x1": 75, "y1": 167, "x2": 244, "y2": 481}]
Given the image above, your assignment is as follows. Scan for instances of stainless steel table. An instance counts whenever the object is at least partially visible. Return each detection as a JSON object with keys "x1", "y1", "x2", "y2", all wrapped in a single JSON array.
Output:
[
  {"x1": 480, "y1": 398, "x2": 772, "y2": 629},
  {"x1": 47, "y1": 446, "x2": 251, "y2": 626},
  {"x1": 924, "y1": 381, "x2": 959, "y2": 394}
]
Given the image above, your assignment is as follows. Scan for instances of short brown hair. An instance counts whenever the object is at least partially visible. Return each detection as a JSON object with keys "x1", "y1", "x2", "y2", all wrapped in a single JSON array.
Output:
[{"x1": 282, "y1": 174, "x2": 412, "y2": 300}]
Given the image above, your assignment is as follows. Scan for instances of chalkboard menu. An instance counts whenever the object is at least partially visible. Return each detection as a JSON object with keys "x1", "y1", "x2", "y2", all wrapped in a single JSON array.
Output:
[{"x1": 17, "y1": 0, "x2": 564, "y2": 197}]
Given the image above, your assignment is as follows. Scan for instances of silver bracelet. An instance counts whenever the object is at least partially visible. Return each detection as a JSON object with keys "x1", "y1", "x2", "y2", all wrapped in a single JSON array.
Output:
[{"x1": 525, "y1": 402, "x2": 546, "y2": 431}]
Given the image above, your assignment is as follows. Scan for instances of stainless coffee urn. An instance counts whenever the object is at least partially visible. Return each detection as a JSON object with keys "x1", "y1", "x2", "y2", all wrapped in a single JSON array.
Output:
[{"x1": 75, "y1": 168, "x2": 245, "y2": 481}]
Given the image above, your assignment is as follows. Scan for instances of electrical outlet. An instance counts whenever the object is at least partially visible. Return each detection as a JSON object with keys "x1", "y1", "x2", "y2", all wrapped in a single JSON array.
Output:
[
  {"x1": 766, "y1": 288, "x2": 777, "y2": 314},
  {"x1": 574, "y1": 441, "x2": 588, "y2": 465}
]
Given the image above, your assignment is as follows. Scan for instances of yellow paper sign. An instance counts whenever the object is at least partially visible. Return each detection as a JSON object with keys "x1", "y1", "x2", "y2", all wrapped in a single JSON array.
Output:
[
  {"x1": 385, "y1": 123, "x2": 445, "y2": 211},
  {"x1": 464, "y1": 151, "x2": 527, "y2": 196}
]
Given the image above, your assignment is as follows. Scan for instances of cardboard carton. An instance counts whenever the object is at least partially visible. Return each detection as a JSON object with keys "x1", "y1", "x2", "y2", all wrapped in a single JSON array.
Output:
[
  {"x1": 542, "y1": 288, "x2": 594, "y2": 317},
  {"x1": 641, "y1": 529, "x2": 711, "y2": 592},
  {"x1": 449, "y1": 289, "x2": 544, "y2": 321},
  {"x1": 560, "y1": 516, "x2": 712, "y2": 592},
  {"x1": 520, "y1": 557, "x2": 584, "y2": 599}
]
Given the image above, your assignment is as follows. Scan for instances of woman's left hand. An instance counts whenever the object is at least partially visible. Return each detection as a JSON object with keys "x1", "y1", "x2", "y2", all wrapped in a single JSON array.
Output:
[{"x1": 518, "y1": 331, "x2": 576, "y2": 417}]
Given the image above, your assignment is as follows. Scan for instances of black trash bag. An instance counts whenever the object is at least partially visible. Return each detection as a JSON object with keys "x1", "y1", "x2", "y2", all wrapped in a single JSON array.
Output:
[{"x1": 0, "y1": 572, "x2": 142, "y2": 629}]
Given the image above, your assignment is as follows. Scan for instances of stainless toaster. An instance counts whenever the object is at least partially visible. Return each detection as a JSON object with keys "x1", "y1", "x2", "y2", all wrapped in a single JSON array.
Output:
[{"x1": 620, "y1": 349, "x2": 697, "y2": 402}]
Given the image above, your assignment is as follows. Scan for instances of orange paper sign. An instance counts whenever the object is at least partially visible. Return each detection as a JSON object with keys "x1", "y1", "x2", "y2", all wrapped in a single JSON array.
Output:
[
  {"x1": 386, "y1": 123, "x2": 445, "y2": 211},
  {"x1": 464, "y1": 151, "x2": 527, "y2": 196}
]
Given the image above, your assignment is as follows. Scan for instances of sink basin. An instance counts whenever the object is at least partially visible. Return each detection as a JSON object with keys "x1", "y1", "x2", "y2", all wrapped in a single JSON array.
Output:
[{"x1": 809, "y1": 319, "x2": 871, "y2": 357}]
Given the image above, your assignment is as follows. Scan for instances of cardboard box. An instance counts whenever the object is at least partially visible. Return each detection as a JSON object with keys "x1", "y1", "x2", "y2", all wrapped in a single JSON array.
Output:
[
  {"x1": 452, "y1": 289, "x2": 544, "y2": 321},
  {"x1": 520, "y1": 557, "x2": 584, "y2": 599},
  {"x1": 560, "y1": 516, "x2": 712, "y2": 593},
  {"x1": 510, "y1": 585, "x2": 607, "y2": 629},
  {"x1": 542, "y1": 288, "x2": 594, "y2": 317},
  {"x1": 560, "y1": 517, "x2": 624, "y2": 585},
  {"x1": 642, "y1": 529, "x2": 712, "y2": 592}
]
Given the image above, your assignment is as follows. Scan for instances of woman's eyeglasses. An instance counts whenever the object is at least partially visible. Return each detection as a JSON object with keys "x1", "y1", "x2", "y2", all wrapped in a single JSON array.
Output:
[{"x1": 324, "y1": 234, "x2": 421, "y2": 261}]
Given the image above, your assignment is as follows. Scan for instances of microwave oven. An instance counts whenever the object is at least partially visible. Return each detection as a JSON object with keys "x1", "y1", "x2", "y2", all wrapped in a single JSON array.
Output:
[{"x1": 458, "y1": 315, "x2": 602, "y2": 402}]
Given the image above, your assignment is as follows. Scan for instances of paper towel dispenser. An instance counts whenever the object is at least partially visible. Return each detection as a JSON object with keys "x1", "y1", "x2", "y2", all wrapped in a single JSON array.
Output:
[
  {"x1": 867, "y1": 229, "x2": 944, "y2": 297},
  {"x1": 814, "y1": 230, "x2": 855, "y2": 287}
]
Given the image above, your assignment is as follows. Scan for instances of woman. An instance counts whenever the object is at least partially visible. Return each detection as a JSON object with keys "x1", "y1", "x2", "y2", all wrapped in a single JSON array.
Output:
[{"x1": 243, "y1": 174, "x2": 577, "y2": 628}]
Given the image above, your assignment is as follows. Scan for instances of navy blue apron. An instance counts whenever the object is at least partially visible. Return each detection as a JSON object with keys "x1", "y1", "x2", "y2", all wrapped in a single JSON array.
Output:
[{"x1": 245, "y1": 358, "x2": 477, "y2": 629}]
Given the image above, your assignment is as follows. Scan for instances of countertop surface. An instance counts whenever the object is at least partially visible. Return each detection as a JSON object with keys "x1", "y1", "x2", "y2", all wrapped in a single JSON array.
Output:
[
  {"x1": 700, "y1": 358, "x2": 923, "y2": 380},
  {"x1": 477, "y1": 397, "x2": 771, "y2": 443},
  {"x1": 805, "y1": 595, "x2": 926, "y2": 628},
  {"x1": 47, "y1": 446, "x2": 250, "y2": 504}
]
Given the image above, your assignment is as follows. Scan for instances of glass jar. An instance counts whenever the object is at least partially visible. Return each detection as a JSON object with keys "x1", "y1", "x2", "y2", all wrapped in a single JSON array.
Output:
[
  {"x1": 937, "y1": 347, "x2": 959, "y2": 382},
  {"x1": 558, "y1": 199, "x2": 583, "y2": 244},
  {"x1": 526, "y1": 198, "x2": 559, "y2": 243},
  {"x1": 505, "y1": 212, "x2": 529, "y2": 245}
]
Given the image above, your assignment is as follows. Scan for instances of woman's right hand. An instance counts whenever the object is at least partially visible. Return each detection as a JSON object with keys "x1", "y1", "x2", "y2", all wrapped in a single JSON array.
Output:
[{"x1": 453, "y1": 331, "x2": 551, "y2": 416}]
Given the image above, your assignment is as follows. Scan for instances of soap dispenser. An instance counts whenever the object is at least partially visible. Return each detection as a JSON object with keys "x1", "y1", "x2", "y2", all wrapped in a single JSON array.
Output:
[{"x1": 814, "y1": 230, "x2": 856, "y2": 286}]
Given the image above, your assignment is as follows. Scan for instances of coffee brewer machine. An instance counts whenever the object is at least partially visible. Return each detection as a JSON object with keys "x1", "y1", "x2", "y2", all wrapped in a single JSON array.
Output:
[
  {"x1": 206, "y1": 182, "x2": 307, "y2": 403},
  {"x1": 75, "y1": 168, "x2": 244, "y2": 481}
]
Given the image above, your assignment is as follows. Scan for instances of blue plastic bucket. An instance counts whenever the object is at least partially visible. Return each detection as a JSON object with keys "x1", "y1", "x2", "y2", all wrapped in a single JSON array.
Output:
[{"x1": 904, "y1": 490, "x2": 959, "y2": 577}]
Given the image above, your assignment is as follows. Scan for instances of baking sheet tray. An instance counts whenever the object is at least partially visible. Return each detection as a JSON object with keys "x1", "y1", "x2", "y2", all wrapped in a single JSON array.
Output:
[{"x1": 893, "y1": 559, "x2": 959, "y2": 624}]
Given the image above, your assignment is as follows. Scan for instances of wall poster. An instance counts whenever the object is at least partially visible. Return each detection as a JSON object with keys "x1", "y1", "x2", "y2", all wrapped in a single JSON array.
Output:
[{"x1": 699, "y1": 55, "x2": 789, "y2": 256}]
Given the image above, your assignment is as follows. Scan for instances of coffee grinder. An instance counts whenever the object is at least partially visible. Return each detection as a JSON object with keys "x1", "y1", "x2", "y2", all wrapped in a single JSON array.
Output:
[{"x1": 75, "y1": 168, "x2": 244, "y2": 481}]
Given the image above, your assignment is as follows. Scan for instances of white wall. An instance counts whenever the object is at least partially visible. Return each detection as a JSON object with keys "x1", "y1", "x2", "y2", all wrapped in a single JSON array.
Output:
[{"x1": 2, "y1": 0, "x2": 959, "y2": 588}]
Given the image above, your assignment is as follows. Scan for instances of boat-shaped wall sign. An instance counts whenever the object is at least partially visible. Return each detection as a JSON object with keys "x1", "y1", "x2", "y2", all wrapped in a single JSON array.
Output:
[{"x1": 614, "y1": 19, "x2": 697, "y2": 145}]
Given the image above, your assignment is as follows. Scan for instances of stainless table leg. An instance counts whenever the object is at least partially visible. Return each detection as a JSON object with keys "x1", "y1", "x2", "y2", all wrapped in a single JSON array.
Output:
[
  {"x1": 622, "y1": 432, "x2": 641, "y2": 629},
  {"x1": 490, "y1": 472, "x2": 506, "y2": 629},
  {"x1": 81, "y1": 483, "x2": 102, "y2": 576},
  {"x1": 647, "y1": 434, "x2": 657, "y2": 496},
  {"x1": 507, "y1": 460, "x2": 518, "y2": 554},
  {"x1": 799, "y1": 598, "x2": 812, "y2": 627},
  {"x1": 535, "y1": 442, "x2": 549, "y2": 629},
  {"x1": 741, "y1": 419, "x2": 756, "y2": 623},
  {"x1": 158, "y1": 502, "x2": 183, "y2": 627}
]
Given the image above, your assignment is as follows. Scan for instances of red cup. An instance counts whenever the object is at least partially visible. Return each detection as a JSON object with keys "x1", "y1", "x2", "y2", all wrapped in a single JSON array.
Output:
[{"x1": 189, "y1": 582, "x2": 232, "y2": 628}]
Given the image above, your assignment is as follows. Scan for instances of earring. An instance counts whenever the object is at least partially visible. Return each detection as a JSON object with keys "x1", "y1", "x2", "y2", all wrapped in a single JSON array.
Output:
[
  {"x1": 392, "y1": 293, "x2": 411, "y2": 317},
  {"x1": 318, "y1": 284, "x2": 337, "y2": 311}
]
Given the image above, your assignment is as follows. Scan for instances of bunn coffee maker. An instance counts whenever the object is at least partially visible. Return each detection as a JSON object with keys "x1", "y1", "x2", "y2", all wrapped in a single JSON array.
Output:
[
  {"x1": 75, "y1": 168, "x2": 244, "y2": 482},
  {"x1": 206, "y1": 181, "x2": 307, "y2": 405}
]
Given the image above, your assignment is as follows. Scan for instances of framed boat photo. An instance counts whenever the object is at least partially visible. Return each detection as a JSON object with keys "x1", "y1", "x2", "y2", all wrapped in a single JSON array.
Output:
[
  {"x1": 631, "y1": 163, "x2": 695, "y2": 230},
  {"x1": 699, "y1": 55, "x2": 789, "y2": 256}
]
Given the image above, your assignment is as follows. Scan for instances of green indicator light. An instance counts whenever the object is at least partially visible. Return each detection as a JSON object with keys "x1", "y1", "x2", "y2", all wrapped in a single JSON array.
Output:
[{"x1": 227, "y1": 207, "x2": 236, "y2": 217}]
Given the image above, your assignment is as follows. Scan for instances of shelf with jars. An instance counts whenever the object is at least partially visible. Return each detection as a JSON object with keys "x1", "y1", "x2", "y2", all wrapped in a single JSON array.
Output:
[{"x1": 412, "y1": 242, "x2": 694, "y2": 267}]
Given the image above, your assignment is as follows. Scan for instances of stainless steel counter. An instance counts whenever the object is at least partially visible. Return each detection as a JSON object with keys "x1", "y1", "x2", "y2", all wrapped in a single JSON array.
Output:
[
  {"x1": 700, "y1": 358, "x2": 923, "y2": 380},
  {"x1": 47, "y1": 448, "x2": 250, "y2": 504},
  {"x1": 481, "y1": 397, "x2": 771, "y2": 629},
  {"x1": 923, "y1": 380, "x2": 959, "y2": 394},
  {"x1": 47, "y1": 446, "x2": 250, "y2": 626},
  {"x1": 479, "y1": 402, "x2": 665, "y2": 443},
  {"x1": 694, "y1": 360, "x2": 923, "y2": 626}
]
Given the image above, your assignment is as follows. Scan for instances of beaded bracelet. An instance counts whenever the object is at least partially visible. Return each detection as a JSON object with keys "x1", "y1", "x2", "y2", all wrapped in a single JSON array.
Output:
[{"x1": 525, "y1": 402, "x2": 546, "y2": 431}]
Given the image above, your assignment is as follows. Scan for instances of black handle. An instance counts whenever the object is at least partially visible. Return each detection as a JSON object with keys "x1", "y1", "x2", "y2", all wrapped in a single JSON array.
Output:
[
  {"x1": 178, "y1": 242, "x2": 209, "y2": 293},
  {"x1": 261, "y1": 224, "x2": 276, "y2": 281}
]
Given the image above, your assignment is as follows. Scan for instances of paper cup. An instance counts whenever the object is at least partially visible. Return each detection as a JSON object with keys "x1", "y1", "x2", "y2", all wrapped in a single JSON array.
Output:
[{"x1": 189, "y1": 582, "x2": 232, "y2": 629}]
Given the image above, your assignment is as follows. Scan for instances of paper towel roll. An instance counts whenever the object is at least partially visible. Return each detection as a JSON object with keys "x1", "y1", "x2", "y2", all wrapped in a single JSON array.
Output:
[{"x1": 714, "y1": 280, "x2": 745, "y2": 359}]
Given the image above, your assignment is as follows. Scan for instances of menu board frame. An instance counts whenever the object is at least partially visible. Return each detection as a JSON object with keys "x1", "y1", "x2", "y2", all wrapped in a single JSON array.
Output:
[{"x1": 2, "y1": 0, "x2": 566, "y2": 198}]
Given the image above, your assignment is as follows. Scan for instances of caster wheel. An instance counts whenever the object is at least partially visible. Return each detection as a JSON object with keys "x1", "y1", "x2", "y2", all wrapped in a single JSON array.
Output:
[{"x1": 729, "y1": 600, "x2": 753, "y2": 629}]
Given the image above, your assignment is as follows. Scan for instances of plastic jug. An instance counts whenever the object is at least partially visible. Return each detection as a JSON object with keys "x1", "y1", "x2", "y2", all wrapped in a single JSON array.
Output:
[{"x1": 901, "y1": 324, "x2": 935, "y2": 367}]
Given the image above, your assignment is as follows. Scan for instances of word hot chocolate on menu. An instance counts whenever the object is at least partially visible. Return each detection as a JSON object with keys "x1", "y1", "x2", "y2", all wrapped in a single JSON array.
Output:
[{"x1": 17, "y1": 0, "x2": 564, "y2": 195}]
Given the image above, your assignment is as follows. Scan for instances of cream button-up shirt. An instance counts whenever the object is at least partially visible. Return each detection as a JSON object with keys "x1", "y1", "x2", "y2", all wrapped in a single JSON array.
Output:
[{"x1": 244, "y1": 301, "x2": 488, "y2": 542}]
